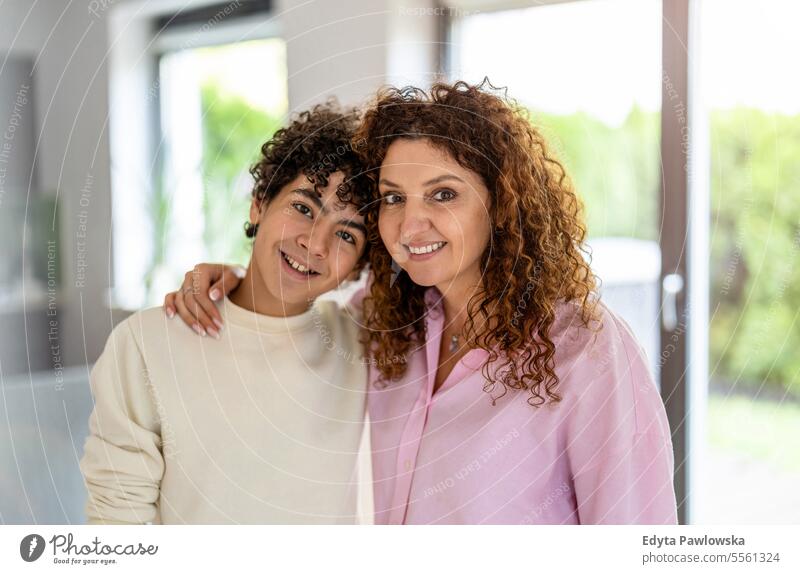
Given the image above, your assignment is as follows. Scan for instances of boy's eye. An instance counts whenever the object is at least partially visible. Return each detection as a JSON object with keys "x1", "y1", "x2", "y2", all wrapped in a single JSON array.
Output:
[
  {"x1": 432, "y1": 188, "x2": 456, "y2": 201},
  {"x1": 293, "y1": 203, "x2": 313, "y2": 218},
  {"x1": 381, "y1": 193, "x2": 402, "y2": 205},
  {"x1": 337, "y1": 230, "x2": 356, "y2": 245}
]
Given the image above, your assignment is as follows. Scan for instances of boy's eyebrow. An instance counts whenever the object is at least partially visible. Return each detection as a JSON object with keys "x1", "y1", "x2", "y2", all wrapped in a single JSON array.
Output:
[
  {"x1": 338, "y1": 219, "x2": 367, "y2": 237},
  {"x1": 292, "y1": 188, "x2": 326, "y2": 212},
  {"x1": 293, "y1": 187, "x2": 366, "y2": 236}
]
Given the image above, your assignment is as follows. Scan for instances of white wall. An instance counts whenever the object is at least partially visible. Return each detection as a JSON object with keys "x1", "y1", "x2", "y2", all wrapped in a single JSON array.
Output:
[
  {"x1": 277, "y1": 0, "x2": 389, "y2": 108},
  {"x1": 1, "y1": 0, "x2": 115, "y2": 369},
  {"x1": 0, "y1": 1, "x2": 61, "y2": 56},
  {"x1": 36, "y1": 1, "x2": 115, "y2": 367},
  {"x1": 277, "y1": 0, "x2": 439, "y2": 108},
  {"x1": 0, "y1": 1, "x2": 116, "y2": 523}
]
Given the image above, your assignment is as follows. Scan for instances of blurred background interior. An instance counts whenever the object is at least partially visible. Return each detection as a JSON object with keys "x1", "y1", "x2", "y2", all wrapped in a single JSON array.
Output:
[{"x1": 0, "y1": 0, "x2": 798, "y2": 524}]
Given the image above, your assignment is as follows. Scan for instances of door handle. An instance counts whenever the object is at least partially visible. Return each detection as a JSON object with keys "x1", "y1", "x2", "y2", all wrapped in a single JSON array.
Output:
[{"x1": 662, "y1": 273, "x2": 684, "y2": 332}]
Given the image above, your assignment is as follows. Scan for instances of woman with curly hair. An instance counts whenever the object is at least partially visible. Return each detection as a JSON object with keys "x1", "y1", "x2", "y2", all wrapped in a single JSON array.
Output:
[{"x1": 169, "y1": 80, "x2": 677, "y2": 525}]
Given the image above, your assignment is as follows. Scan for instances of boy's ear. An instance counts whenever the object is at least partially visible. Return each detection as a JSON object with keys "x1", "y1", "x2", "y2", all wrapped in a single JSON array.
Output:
[{"x1": 249, "y1": 198, "x2": 265, "y2": 224}]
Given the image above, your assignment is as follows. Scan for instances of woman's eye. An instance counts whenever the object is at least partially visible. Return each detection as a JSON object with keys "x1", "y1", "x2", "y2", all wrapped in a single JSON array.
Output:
[
  {"x1": 337, "y1": 230, "x2": 356, "y2": 245},
  {"x1": 432, "y1": 188, "x2": 456, "y2": 201},
  {"x1": 292, "y1": 203, "x2": 313, "y2": 218},
  {"x1": 381, "y1": 193, "x2": 402, "y2": 205}
]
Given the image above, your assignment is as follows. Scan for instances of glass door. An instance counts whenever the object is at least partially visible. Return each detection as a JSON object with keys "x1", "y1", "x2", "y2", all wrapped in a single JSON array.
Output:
[{"x1": 696, "y1": 0, "x2": 800, "y2": 524}]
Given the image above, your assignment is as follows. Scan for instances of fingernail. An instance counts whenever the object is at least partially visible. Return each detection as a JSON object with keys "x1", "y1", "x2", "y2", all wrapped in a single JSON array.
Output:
[
  {"x1": 166, "y1": 307, "x2": 175, "y2": 318},
  {"x1": 213, "y1": 318, "x2": 223, "y2": 330},
  {"x1": 207, "y1": 327, "x2": 220, "y2": 340},
  {"x1": 192, "y1": 324, "x2": 206, "y2": 337},
  {"x1": 209, "y1": 289, "x2": 220, "y2": 301}
]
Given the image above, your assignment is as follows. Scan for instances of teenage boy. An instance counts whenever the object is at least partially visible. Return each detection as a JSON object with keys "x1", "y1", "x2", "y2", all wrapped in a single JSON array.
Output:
[{"x1": 79, "y1": 104, "x2": 371, "y2": 524}]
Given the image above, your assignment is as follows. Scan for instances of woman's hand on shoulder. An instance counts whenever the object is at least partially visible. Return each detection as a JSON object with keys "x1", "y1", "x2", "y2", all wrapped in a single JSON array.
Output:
[{"x1": 163, "y1": 263, "x2": 245, "y2": 338}]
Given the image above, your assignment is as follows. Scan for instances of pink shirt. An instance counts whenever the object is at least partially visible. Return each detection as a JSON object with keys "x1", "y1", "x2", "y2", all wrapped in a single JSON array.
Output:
[{"x1": 364, "y1": 287, "x2": 677, "y2": 524}]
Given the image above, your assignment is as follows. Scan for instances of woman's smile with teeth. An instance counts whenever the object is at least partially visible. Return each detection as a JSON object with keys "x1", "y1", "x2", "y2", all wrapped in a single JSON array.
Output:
[
  {"x1": 281, "y1": 251, "x2": 319, "y2": 275},
  {"x1": 407, "y1": 241, "x2": 447, "y2": 255}
]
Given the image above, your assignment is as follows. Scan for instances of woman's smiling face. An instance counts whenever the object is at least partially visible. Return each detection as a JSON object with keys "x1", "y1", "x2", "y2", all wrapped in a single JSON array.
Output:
[{"x1": 377, "y1": 138, "x2": 492, "y2": 292}]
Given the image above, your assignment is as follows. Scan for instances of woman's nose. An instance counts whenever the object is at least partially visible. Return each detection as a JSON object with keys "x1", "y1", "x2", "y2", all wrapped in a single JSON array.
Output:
[{"x1": 399, "y1": 200, "x2": 432, "y2": 240}]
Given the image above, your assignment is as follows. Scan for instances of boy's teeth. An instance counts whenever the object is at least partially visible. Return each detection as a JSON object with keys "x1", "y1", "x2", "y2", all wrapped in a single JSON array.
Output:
[
  {"x1": 284, "y1": 253, "x2": 313, "y2": 274},
  {"x1": 409, "y1": 242, "x2": 445, "y2": 255}
]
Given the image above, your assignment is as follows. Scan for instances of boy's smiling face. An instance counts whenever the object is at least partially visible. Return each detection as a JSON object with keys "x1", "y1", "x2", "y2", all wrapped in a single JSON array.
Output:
[{"x1": 242, "y1": 170, "x2": 367, "y2": 316}]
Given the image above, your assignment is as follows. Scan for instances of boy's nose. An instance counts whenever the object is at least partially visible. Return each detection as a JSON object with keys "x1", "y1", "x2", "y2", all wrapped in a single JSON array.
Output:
[{"x1": 297, "y1": 231, "x2": 329, "y2": 260}]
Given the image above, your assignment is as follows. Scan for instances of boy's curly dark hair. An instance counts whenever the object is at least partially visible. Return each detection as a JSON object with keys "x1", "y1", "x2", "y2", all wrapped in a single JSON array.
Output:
[
  {"x1": 354, "y1": 79, "x2": 600, "y2": 407},
  {"x1": 247, "y1": 101, "x2": 372, "y2": 265}
]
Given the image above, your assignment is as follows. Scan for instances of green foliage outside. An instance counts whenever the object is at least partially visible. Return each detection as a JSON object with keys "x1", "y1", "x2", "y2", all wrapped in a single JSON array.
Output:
[
  {"x1": 707, "y1": 109, "x2": 800, "y2": 399},
  {"x1": 534, "y1": 106, "x2": 799, "y2": 401},
  {"x1": 534, "y1": 105, "x2": 660, "y2": 241},
  {"x1": 199, "y1": 82, "x2": 283, "y2": 266}
]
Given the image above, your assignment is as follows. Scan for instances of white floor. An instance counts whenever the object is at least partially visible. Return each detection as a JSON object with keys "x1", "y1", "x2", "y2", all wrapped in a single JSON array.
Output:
[{"x1": 698, "y1": 448, "x2": 800, "y2": 524}]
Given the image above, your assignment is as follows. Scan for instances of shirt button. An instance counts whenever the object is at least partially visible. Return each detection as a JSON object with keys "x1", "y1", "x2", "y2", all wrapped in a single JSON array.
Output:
[{"x1": 404, "y1": 459, "x2": 412, "y2": 471}]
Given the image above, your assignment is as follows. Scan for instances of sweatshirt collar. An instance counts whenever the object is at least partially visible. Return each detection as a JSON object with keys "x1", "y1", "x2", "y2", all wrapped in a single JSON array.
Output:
[{"x1": 219, "y1": 296, "x2": 318, "y2": 334}]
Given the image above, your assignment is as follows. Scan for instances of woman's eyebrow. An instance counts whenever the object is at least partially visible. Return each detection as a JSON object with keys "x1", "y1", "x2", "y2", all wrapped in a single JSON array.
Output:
[
  {"x1": 423, "y1": 174, "x2": 465, "y2": 186},
  {"x1": 378, "y1": 174, "x2": 465, "y2": 189}
]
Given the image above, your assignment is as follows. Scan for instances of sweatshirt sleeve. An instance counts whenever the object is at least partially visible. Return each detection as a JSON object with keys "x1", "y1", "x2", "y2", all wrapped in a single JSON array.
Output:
[
  {"x1": 566, "y1": 307, "x2": 678, "y2": 525},
  {"x1": 79, "y1": 317, "x2": 164, "y2": 525}
]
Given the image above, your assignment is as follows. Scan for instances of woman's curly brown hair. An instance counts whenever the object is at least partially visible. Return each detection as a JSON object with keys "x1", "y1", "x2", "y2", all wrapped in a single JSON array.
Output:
[
  {"x1": 354, "y1": 79, "x2": 600, "y2": 407},
  {"x1": 247, "y1": 100, "x2": 372, "y2": 266}
]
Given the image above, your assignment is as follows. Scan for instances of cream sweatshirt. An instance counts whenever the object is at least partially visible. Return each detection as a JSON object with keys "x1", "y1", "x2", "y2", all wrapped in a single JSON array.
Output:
[{"x1": 79, "y1": 297, "x2": 370, "y2": 524}]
